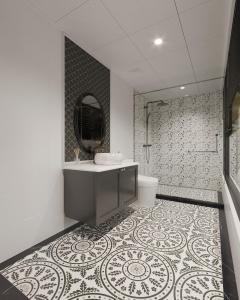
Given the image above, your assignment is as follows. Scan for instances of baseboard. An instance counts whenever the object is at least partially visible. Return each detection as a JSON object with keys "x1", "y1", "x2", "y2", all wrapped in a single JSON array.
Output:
[
  {"x1": 0, "y1": 221, "x2": 82, "y2": 270},
  {"x1": 156, "y1": 193, "x2": 224, "y2": 208},
  {"x1": 0, "y1": 274, "x2": 28, "y2": 300}
]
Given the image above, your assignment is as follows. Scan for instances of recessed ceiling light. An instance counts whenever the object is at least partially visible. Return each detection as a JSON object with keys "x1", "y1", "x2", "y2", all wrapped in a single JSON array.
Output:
[
  {"x1": 180, "y1": 86, "x2": 185, "y2": 90},
  {"x1": 154, "y1": 38, "x2": 163, "y2": 46}
]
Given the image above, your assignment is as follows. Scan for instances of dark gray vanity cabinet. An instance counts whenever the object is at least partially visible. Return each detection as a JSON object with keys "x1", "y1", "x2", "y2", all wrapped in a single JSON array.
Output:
[
  {"x1": 119, "y1": 167, "x2": 137, "y2": 208},
  {"x1": 95, "y1": 169, "x2": 119, "y2": 224},
  {"x1": 64, "y1": 165, "x2": 138, "y2": 225}
]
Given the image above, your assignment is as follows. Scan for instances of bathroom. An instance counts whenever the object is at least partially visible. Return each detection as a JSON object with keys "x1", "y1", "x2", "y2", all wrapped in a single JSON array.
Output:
[{"x1": 0, "y1": 0, "x2": 239, "y2": 299}]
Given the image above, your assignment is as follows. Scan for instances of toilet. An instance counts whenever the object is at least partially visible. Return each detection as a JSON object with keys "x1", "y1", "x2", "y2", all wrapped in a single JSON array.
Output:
[{"x1": 137, "y1": 175, "x2": 158, "y2": 207}]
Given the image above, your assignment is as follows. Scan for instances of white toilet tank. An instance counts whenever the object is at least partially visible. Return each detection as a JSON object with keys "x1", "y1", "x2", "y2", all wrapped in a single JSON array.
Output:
[{"x1": 137, "y1": 175, "x2": 158, "y2": 207}]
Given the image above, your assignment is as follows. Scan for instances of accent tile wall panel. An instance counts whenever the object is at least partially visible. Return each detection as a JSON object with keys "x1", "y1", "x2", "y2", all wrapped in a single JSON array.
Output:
[{"x1": 65, "y1": 37, "x2": 110, "y2": 161}]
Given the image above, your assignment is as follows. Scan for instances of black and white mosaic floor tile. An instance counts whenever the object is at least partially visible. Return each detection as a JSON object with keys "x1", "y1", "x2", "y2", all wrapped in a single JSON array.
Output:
[{"x1": 0, "y1": 200, "x2": 224, "y2": 300}]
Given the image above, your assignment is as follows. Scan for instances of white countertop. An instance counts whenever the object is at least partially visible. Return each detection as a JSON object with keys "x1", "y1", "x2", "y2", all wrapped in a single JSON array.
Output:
[{"x1": 63, "y1": 160, "x2": 138, "y2": 172}]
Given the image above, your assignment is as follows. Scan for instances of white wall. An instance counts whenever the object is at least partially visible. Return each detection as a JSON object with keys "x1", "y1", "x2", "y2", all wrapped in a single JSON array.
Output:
[
  {"x1": 0, "y1": 0, "x2": 135, "y2": 263},
  {"x1": 222, "y1": 177, "x2": 240, "y2": 296},
  {"x1": 0, "y1": 0, "x2": 76, "y2": 263},
  {"x1": 110, "y1": 72, "x2": 134, "y2": 159}
]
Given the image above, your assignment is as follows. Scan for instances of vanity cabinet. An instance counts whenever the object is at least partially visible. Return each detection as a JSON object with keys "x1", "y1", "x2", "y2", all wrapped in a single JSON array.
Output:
[
  {"x1": 64, "y1": 164, "x2": 138, "y2": 225},
  {"x1": 95, "y1": 169, "x2": 119, "y2": 224},
  {"x1": 119, "y1": 167, "x2": 137, "y2": 207}
]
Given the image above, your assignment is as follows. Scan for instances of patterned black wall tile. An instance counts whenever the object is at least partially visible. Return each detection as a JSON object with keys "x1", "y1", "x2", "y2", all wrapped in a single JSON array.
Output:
[{"x1": 65, "y1": 37, "x2": 110, "y2": 161}]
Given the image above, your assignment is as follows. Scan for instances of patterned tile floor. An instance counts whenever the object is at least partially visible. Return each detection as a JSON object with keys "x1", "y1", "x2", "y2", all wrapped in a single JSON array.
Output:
[
  {"x1": 158, "y1": 184, "x2": 219, "y2": 203},
  {"x1": 0, "y1": 200, "x2": 224, "y2": 300}
]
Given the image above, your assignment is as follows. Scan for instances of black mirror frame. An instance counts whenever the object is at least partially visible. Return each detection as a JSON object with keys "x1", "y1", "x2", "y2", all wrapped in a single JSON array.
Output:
[{"x1": 74, "y1": 92, "x2": 106, "y2": 154}]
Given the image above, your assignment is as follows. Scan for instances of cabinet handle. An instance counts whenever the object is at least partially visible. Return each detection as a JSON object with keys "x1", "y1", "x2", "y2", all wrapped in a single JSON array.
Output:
[{"x1": 120, "y1": 168, "x2": 126, "y2": 172}]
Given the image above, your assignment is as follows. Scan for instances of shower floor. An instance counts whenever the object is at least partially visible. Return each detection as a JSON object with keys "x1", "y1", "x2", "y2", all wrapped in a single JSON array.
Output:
[{"x1": 158, "y1": 184, "x2": 219, "y2": 203}]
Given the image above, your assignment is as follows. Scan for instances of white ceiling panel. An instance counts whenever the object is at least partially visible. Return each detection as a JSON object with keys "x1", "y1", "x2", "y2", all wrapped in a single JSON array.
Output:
[
  {"x1": 188, "y1": 36, "x2": 226, "y2": 81},
  {"x1": 133, "y1": 78, "x2": 168, "y2": 93},
  {"x1": 27, "y1": 0, "x2": 234, "y2": 93},
  {"x1": 179, "y1": 0, "x2": 229, "y2": 42},
  {"x1": 29, "y1": 0, "x2": 87, "y2": 21},
  {"x1": 138, "y1": 78, "x2": 223, "y2": 100},
  {"x1": 131, "y1": 17, "x2": 185, "y2": 58},
  {"x1": 141, "y1": 83, "x2": 199, "y2": 101},
  {"x1": 197, "y1": 78, "x2": 224, "y2": 94},
  {"x1": 116, "y1": 60, "x2": 167, "y2": 93},
  {"x1": 94, "y1": 38, "x2": 143, "y2": 70},
  {"x1": 57, "y1": 0, "x2": 126, "y2": 50},
  {"x1": 175, "y1": 0, "x2": 212, "y2": 13},
  {"x1": 102, "y1": 0, "x2": 177, "y2": 34},
  {"x1": 149, "y1": 48, "x2": 195, "y2": 87}
]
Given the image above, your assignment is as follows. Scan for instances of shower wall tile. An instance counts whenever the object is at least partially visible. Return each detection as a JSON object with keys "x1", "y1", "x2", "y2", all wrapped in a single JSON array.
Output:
[{"x1": 134, "y1": 91, "x2": 223, "y2": 191}]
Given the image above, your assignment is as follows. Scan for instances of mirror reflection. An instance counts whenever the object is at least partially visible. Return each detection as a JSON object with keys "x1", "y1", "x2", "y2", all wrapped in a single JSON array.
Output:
[
  {"x1": 230, "y1": 88, "x2": 240, "y2": 184},
  {"x1": 74, "y1": 94, "x2": 105, "y2": 153}
]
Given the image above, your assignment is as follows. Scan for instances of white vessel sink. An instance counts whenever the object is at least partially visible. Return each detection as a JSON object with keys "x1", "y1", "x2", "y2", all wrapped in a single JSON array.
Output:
[{"x1": 94, "y1": 153, "x2": 123, "y2": 165}]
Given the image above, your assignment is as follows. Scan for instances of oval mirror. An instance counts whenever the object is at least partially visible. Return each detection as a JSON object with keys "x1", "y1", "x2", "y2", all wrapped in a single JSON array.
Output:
[{"x1": 74, "y1": 93, "x2": 105, "y2": 153}]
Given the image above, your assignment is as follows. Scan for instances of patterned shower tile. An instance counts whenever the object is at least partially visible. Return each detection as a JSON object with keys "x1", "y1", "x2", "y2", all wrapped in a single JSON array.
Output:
[
  {"x1": 135, "y1": 91, "x2": 223, "y2": 191},
  {"x1": 1, "y1": 200, "x2": 224, "y2": 300}
]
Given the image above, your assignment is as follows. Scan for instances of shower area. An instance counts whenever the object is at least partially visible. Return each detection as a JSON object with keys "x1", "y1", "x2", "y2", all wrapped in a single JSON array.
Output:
[{"x1": 134, "y1": 79, "x2": 224, "y2": 204}]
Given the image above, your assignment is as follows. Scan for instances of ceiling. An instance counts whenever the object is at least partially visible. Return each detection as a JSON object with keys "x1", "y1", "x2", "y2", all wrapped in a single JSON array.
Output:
[
  {"x1": 135, "y1": 78, "x2": 224, "y2": 101},
  {"x1": 27, "y1": 0, "x2": 234, "y2": 93}
]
